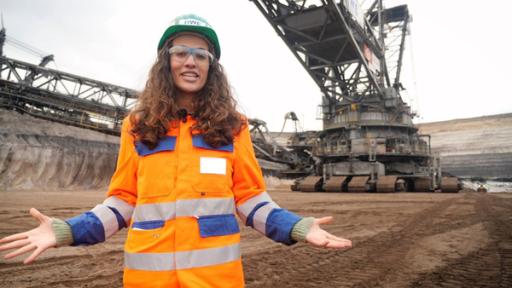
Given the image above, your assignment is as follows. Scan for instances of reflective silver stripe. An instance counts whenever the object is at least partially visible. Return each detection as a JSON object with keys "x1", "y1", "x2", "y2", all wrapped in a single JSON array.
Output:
[
  {"x1": 125, "y1": 252, "x2": 175, "y2": 271},
  {"x1": 252, "y1": 202, "x2": 279, "y2": 235},
  {"x1": 91, "y1": 204, "x2": 118, "y2": 239},
  {"x1": 132, "y1": 197, "x2": 235, "y2": 223},
  {"x1": 176, "y1": 243, "x2": 240, "y2": 270},
  {"x1": 103, "y1": 196, "x2": 134, "y2": 223},
  {"x1": 124, "y1": 243, "x2": 240, "y2": 271},
  {"x1": 176, "y1": 198, "x2": 235, "y2": 217},
  {"x1": 236, "y1": 192, "x2": 274, "y2": 223},
  {"x1": 133, "y1": 202, "x2": 176, "y2": 222}
]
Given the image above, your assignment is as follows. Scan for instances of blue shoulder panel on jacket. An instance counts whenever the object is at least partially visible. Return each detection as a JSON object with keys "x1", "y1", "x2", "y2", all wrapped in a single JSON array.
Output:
[
  {"x1": 135, "y1": 136, "x2": 176, "y2": 156},
  {"x1": 66, "y1": 211, "x2": 105, "y2": 246},
  {"x1": 192, "y1": 135, "x2": 233, "y2": 152},
  {"x1": 265, "y1": 209, "x2": 301, "y2": 246}
]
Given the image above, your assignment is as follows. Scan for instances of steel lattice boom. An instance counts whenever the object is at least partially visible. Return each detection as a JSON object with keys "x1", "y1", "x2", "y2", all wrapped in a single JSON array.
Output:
[
  {"x1": 0, "y1": 56, "x2": 137, "y2": 135},
  {"x1": 251, "y1": 0, "x2": 413, "y2": 117}
]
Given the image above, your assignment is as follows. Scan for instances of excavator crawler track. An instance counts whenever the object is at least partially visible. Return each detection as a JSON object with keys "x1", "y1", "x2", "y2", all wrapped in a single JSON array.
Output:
[
  {"x1": 414, "y1": 177, "x2": 432, "y2": 192},
  {"x1": 348, "y1": 176, "x2": 369, "y2": 192},
  {"x1": 441, "y1": 177, "x2": 460, "y2": 193},
  {"x1": 376, "y1": 176, "x2": 398, "y2": 192},
  {"x1": 299, "y1": 176, "x2": 323, "y2": 192},
  {"x1": 323, "y1": 176, "x2": 349, "y2": 192}
]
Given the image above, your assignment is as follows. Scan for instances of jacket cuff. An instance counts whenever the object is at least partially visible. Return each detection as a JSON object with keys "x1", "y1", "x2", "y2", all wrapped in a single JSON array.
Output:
[
  {"x1": 51, "y1": 218, "x2": 74, "y2": 247},
  {"x1": 291, "y1": 217, "x2": 315, "y2": 242}
]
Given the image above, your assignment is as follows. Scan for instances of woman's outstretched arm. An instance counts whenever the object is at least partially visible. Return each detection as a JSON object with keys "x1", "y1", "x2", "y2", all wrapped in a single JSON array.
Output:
[
  {"x1": 0, "y1": 117, "x2": 138, "y2": 264},
  {"x1": 232, "y1": 121, "x2": 352, "y2": 249},
  {"x1": 0, "y1": 208, "x2": 67, "y2": 264},
  {"x1": 293, "y1": 216, "x2": 352, "y2": 249}
]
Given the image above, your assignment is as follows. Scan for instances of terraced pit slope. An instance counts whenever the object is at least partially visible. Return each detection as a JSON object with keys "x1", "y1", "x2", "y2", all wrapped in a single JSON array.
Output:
[{"x1": 417, "y1": 113, "x2": 512, "y2": 179}]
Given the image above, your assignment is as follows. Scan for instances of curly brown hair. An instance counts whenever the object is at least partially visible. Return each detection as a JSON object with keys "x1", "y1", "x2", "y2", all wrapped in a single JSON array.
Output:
[{"x1": 129, "y1": 38, "x2": 244, "y2": 149}]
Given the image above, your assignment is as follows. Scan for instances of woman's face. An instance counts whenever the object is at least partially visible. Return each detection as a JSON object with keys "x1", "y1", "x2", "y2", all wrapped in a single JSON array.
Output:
[{"x1": 170, "y1": 34, "x2": 211, "y2": 96}]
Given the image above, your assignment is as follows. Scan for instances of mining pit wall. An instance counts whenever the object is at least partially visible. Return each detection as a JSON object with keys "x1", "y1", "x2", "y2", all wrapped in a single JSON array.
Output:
[
  {"x1": 1, "y1": 109, "x2": 511, "y2": 191},
  {"x1": 0, "y1": 109, "x2": 119, "y2": 191},
  {"x1": 417, "y1": 113, "x2": 512, "y2": 180}
]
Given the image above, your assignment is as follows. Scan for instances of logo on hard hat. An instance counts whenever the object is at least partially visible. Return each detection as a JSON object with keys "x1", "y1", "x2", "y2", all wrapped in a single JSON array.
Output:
[{"x1": 176, "y1": 18, "x2": 209, "y2": 27}]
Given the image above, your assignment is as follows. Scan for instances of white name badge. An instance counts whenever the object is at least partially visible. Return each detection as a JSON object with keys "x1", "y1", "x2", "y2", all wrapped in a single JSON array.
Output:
[{"x1": 200, "y1": 157, "x2": 227, "y2": 175}]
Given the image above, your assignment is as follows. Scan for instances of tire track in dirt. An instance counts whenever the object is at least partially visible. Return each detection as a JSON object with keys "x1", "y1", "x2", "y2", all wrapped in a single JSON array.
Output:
[
  {"x1": 244, "y1": 197, "x2": 458, "y2": 287},
  {"x1": 0, "y1": 246, "x2": 123, "y2": 288},
  {"x1": 2, "y1": 192, "x2": 509, "y2": 287},
  {"x1": 411, "y1": 193, "x2": 512, "y2": 288},
  {"x1": 411, "y1": 194, "x2": 481, "y2": 239},
  {"x1": 32, "y1": 271, "x2": 123, "y2": 288}
]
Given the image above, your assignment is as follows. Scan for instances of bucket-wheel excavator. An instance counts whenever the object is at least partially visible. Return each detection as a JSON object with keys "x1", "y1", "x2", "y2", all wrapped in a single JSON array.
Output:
[{"x1": 250, "y1": 0, "x2": 460, "y2": 192}]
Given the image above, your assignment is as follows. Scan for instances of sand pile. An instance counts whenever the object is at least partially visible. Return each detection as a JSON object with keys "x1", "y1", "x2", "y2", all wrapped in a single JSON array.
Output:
[{"x1": 0, "y1": 109, "x2": 120, "y2": 191}]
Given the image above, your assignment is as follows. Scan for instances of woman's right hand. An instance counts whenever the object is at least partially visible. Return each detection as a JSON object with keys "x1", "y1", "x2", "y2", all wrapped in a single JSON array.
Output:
[{"x1": 0, "y1": 208, "x2": 57, "y2": 264}]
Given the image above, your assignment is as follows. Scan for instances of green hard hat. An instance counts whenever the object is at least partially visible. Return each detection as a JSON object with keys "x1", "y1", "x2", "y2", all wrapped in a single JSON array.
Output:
[{"x1": 158, "y1": 14, "x2": 221, "y2": 59}]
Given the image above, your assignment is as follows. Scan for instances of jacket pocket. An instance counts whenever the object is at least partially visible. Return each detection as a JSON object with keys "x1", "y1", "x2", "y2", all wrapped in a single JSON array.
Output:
[
  {"x1": 136, "y1": 136, "x2": 177, "y2": 199},
  {"x1": 191, "y1": 134, "x2": 234, "y2": 196},
  {"x1": 198, "y1": 214, "x2": 240, "y2": 237},
  {"x1": 132, "y1": 220, "x2": 165, "y2": 230},
  {"x1": 125, "y1": 220, "x2": 170, "y2": 253}
]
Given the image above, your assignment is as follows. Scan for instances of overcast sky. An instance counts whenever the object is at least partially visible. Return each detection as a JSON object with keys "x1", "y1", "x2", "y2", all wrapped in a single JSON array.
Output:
[{"x1": 1, "y1": 0, "x2": 511, "y2": 131}]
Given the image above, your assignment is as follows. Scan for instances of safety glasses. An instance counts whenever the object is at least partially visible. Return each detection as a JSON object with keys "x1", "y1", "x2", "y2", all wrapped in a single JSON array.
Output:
[{"x1": 168, "y1": 45, "x2": 214, "y2": 65}]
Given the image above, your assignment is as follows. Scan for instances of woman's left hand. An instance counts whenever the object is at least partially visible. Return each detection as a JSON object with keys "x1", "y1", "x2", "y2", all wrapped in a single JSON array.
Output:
[{"x1": 305, "y1": 216, "x2": 352, "y2": 249}]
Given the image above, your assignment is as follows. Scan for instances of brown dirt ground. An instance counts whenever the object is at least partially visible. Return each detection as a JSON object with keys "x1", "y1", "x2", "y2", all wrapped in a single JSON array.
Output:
[{"x1": 1, "y1": 188, "x2": 511, "y2": 288}]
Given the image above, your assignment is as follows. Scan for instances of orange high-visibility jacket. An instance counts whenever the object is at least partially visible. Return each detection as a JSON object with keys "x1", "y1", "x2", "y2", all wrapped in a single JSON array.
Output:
[{"x1": 66, "y1": 116, "x2": 301, "y2": 287}]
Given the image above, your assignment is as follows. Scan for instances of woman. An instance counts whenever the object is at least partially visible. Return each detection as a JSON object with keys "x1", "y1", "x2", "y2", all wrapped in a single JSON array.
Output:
[{"x1": 0, "y1": 14, "x2": 352, "y2": 287}]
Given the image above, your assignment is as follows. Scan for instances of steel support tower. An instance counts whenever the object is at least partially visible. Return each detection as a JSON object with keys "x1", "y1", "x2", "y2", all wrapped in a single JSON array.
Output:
[{"x1": 251, "y1": 0, "x2": 458, "y2": 192}]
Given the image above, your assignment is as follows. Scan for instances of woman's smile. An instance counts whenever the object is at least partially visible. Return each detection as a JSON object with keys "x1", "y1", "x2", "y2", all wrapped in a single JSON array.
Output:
[
  {"x1": 170, "y1": 34, "x2": 210, "y2": 95},
  {"x1": 180, "y1": 71, "x2": 200, "y2": 82}
]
